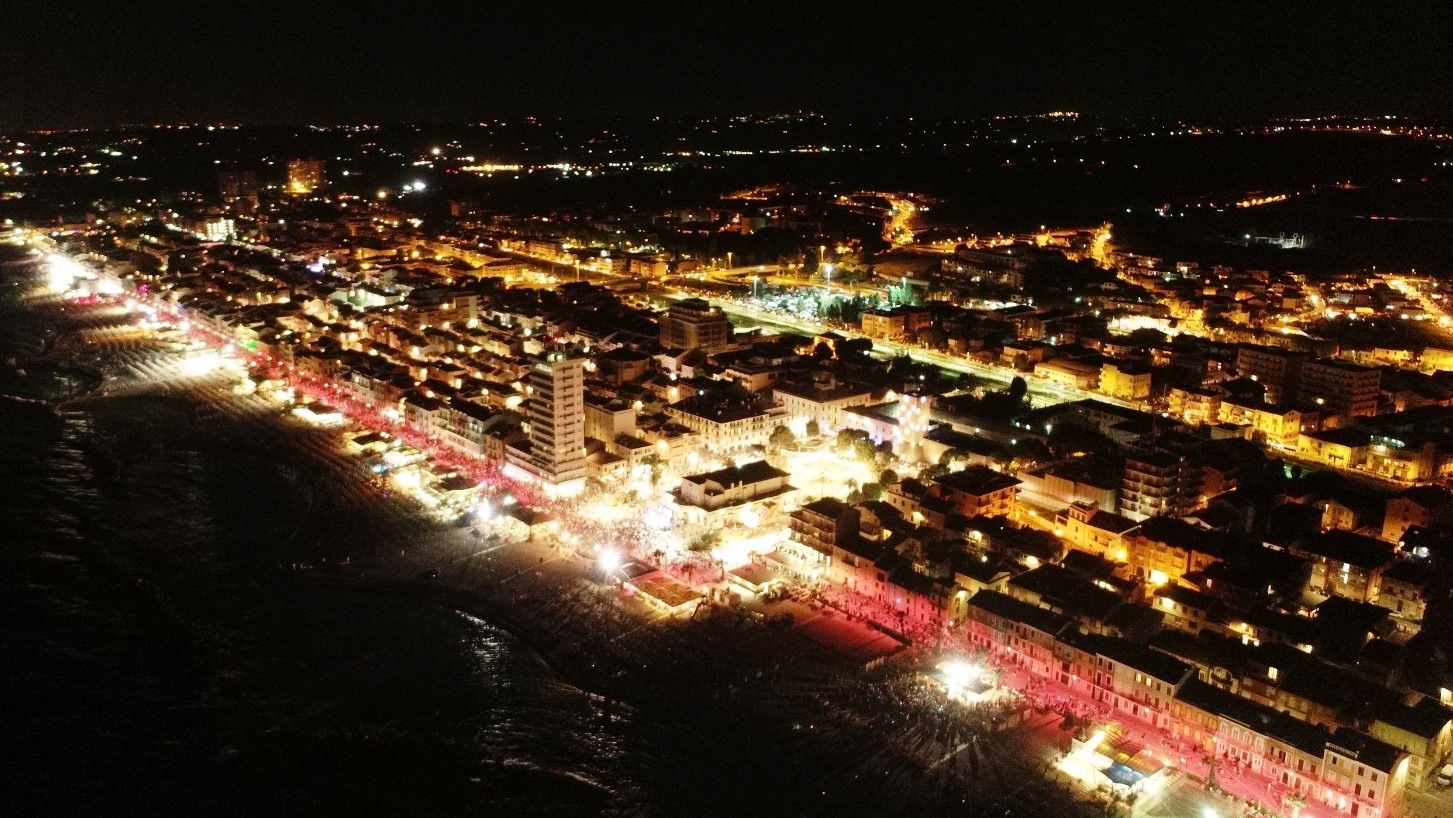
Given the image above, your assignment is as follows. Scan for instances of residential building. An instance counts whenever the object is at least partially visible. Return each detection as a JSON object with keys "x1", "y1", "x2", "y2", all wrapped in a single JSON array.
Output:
[
  {"x1": 771, "y1": 374, "x2": 876, "y2": 432},
  {"x1": 1375, "y1": 560, "x2": 1436, "y2": 633},
  {"x1": 287, "y1": 158, "x2": 325, "y2": 195},
  {"x1": 964, "y1": 589, "x2": 1073, "y2": 679},
  {"x1": 659, "y1": 298, "x2": 733, "y2": 352},
  {"x1": 666, "y1": 396, "x2": 787, "y2": 452},
  {"x1": 1120, "y1": 450, "x2": 1199, "y2": 521},
  {"x1": 1034, "y1": 358, "x2": 1101, "y2": 390},
  {"x1": 584, "y1": 394, "x2": 637, "y2": 443},
  {"x1": 1218, "y1": 397, "x2": 1316, "y2": 449},
  {"x1": 506, "y1": 349, "x2": 587, "y2": 493},
  {"x1": 1289, "y1": 531, "x2": 1397, "y2": 604},
  {"x1": 1080, "y1": 634, "x2": 1195, "y2": 731},
  {"x1": 1100, "y1": 361, "x2": 1152, "y2": 402},
  {"x1": 1059, "y1": 501, "x2": 1140, "y2": 561},
  {"x1": 1168, "y1": 386, "x2": 1223, "y2": 426},
  {"x1": 217, "y1": 170, "x2": 259, "y2": 204},
  {"x1": 919, "y1": 466, "x2": 1020, "y2": 520},
  {"x1": 1299, "y1": 359, "x2": 1381, "y2": 417},
  {"x1": 1152, "y1": 585, "x2": 1219, "y2": 635},
  {"x1": 676, "y1": 460, "x2": 793, "y2": 526},
  {"x1": 1369, "y1": 698, "x2": 1453, "y2": 787},
  {"x1": 1297, "y1": 428, "x2": 1370, "y2": 471},
  {"x1": 1123, "y1": 517, "x2": 1228, "y2": 587},
  {"x1": 1236, "y1": 344, "x2": 1307, "y2": 404},
  {"x1": 786, "y1": 497, "x2": 860, "y2": 574},
  {"x1": 860, "y1": 307, "x2": 931, "y2": 341},
  {"x1": 1382, "y1": 486, "x2": 1453, "y2": 543}
]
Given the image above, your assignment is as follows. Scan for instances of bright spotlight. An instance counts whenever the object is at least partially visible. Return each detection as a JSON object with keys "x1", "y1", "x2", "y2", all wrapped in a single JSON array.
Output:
[
  {"x1": 180, "y1": 351, "x2": 223, "y2": 376},
  {"x1": 943, "y1": 660, "x2": 977, "y2": 688},
  {"x1": 598, "y1": 549, "x2": 622, "y2": 574},
  {"x1": 45, "y1": 254, "x2": 85, "y2": 293}
]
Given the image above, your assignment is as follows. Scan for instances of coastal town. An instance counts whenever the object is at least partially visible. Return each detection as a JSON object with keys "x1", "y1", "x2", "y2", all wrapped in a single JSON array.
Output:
[{"x1": 8, "y1": 131, "x2": 1453, "y2": 818}]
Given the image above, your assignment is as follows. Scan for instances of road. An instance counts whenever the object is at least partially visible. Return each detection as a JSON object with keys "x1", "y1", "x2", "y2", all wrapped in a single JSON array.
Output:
[
  {"x1": 992, "y1": 650, "x2": 1315, "y2": 818},
  {"x1": 1387, "y1": 276, "x2": 1453, "y2": 348},
  {"x1": 670, "y1": 292, "x2": 1137, "y2": 409},
  {"x1": 489, "y1": 242, "x2": 1139, "y2": 410}
]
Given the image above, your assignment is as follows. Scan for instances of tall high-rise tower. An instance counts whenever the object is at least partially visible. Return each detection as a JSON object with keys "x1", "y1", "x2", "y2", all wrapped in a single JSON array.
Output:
[
  {"x1": 286, "y1": 159, "x2": 325, "y2": 195},
  {"x1": 507, "y1": 349, "x2": 587, "y2": 494},
  {"x1": 217, "y1": 170, "x2": 259, "y2": 203}
]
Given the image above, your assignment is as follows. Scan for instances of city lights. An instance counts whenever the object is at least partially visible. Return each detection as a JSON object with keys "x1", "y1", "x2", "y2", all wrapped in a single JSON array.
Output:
[{"x1": 9, "y1": 96, "x2": 1450, "y2": 818}]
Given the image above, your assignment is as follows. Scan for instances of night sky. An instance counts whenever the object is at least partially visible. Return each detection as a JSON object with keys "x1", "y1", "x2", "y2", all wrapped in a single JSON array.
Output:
[{"x1": 1, "y1": 3, "x2": 1449, "y2": 128}]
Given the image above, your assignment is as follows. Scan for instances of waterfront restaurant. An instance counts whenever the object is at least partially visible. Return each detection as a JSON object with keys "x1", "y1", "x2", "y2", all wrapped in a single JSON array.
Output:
[
  {"x1": 726, "y1": 562, "x2": 783, "y2": 597},
  {"x1": 1058, "y1": 727, "x2": 1169, "y2": 800},
  {"x1": 626, "y1": 572, "x2": 705, "y2": 615}
]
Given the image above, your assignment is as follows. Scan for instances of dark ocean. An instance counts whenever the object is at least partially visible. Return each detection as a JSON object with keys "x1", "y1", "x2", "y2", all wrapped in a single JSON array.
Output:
[{"x1": 0, "y1": 281, "x2": 738, "y2": 817}]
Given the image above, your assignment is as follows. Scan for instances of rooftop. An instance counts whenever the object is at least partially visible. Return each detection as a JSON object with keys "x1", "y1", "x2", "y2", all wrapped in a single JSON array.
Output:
[
  {"x1": 933, "y1": 465, "x2": 1021, "y2": 496},
  {"x1": 682, "y1": 459, "x2": 789, "y2": 488}
]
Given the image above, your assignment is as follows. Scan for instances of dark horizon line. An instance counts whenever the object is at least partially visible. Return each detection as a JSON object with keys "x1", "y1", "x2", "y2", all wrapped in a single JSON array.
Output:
[{"x1": 1, "y1": 110, "x2": 1437, "y2": 136}]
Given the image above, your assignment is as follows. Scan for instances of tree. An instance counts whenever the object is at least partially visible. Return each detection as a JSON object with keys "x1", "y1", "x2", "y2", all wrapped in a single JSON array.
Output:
[
  {"x1": 920, "y1": 463, "x2": 949, "y2": 481},
  {"x1": 879, "y1": 468, "x2": 899, "y2": 486},
  {"x1": 886, "y1": 353, "x2": 908, "y2": 377},
  {"x1": 812, "y1": 341, "x2": 833, "y2": 360},
  {"x1": 1007, "y1": 375, "x2": 1028, "y2": 403},
  {"x1": 874, "y1": 440, "x2": 895, "y2": 466},
  {"x1": 769, "y1": 424, "x2": 795, "y2": 448},
  {"x1": 888, "y1": 280, "x2": 916, "y2": 307},
  {"x1": 989, "y1": 449, "x2": 1014, "y2": 472},
  {"x1": 837, "y1": 337, "x2": 873, "y2": 358},
  {"x1": 1048, "y1": 424, "x2": 1111, "y2": 458},
  {"x1": 917, "y1": 325, "x2": 947, "y2": 350},
  {"x1": 642, "y1": 454, "x2": 666, "y2": 486},
  {"x1": 837, "y1": 428, "x2": 869, "y2": 453},
  {"x1": 1011, "y1": 438, "x2": 1053, "y2": 466},
  {"x1": 805, "y1": 419, "x2": 821, "y2": 438},
  {"x1": 853, "y1": 438, "x2": 879, "y2": 466},
  {"x1": 860, "y1": 481, "x2": 884, "y2": 501}
]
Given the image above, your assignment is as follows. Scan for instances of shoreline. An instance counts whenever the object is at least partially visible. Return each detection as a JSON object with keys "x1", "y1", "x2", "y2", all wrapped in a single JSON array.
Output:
[{"x1": 285, "y1": 569, "x2": 636, "y2": 701}]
